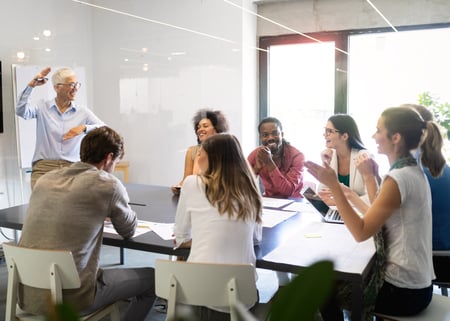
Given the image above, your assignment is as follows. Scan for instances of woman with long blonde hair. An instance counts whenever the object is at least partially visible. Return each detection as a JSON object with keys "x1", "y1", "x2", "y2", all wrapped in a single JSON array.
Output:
[{"x1": 174, "y1": 133, "x2": 262, "y2": 321}]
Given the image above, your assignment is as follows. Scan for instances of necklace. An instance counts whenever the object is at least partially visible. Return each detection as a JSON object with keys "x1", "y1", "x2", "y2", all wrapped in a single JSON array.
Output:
[{"x1": 389, "y1": 155, "x2": 417, "y2": 171}]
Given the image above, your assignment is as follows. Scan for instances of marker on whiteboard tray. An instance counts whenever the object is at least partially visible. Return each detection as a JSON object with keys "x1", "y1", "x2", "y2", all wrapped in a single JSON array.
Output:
[{"x1": 34, "y1": 77, "x2": 48, "y2": 82}]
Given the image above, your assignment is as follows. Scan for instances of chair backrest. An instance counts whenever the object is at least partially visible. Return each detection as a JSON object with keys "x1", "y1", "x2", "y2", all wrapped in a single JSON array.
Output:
[
  {"x1": 155, "y1": 259, "x2": 258, "y2": 321},
  {"x1": 432, "y1": 250, "x2": 450, "y2": 296},
  {"x1": 3, "y1": 242, "x2": 81, "y2": 321}
]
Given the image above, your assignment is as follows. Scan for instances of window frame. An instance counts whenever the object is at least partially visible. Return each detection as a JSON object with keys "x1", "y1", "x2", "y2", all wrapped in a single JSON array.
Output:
[{"x1": 258, "y1": 22, "x2": 450, "y2": 120}]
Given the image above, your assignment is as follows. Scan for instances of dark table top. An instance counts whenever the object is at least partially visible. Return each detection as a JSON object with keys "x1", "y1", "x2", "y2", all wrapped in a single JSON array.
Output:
[
  {"x1": 0, "y1": 183, "x2": 375, "y2": 282},
  {"x1": 0, "y1": 183, "x2": 375, "y2": 320}
]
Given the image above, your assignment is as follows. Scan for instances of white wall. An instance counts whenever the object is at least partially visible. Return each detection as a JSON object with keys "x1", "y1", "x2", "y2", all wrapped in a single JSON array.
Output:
[
  {"x1": 1, "y1": 0, "x2": 449, "y2": 212},
  {"x1": 0, "y1": 0, "x2": 94, "y2": 209},
  {"x1": 0, "y1": 0, "x2": 258, "y2": 209},
  {"x1": 89, "y1": 0, "x2": 258, "y2": 186}
]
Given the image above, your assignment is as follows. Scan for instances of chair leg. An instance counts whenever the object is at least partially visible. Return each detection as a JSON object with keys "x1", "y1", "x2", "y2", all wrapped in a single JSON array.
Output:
[
  {"x1": 120, "y1": 247, "x2": 125, "y2": 265},
  {"x1": 441, "y1": 287, "x2": 448, "y2": 296},
  {"x1": 110, "y1": 303, "x2": 121, "y2": 321}
]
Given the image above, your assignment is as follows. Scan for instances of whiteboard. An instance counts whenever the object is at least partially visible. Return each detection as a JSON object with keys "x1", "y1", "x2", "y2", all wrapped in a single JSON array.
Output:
[{"x1": 12, "y1": 65, "x2": 87, "y2": 168}]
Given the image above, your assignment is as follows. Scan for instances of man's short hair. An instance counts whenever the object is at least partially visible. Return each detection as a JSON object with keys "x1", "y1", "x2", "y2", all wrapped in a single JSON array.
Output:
[
  {"x1": 257, "y1": 117, "x2": 283, "y2": 133},
  {"x1": 80, "y1": 126, "x2": 124, "y2": 164},
  {"x1": 52, "y1": 67, "x2": 76, "y2": 85}
]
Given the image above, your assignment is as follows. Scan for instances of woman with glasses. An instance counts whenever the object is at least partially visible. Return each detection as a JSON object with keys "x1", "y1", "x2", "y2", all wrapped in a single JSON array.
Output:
[
  {"x1": 16, "y1": 66, "x2": 104, "y2": 189},
  {"x1": 319, "y1": 114, "x2": 379, "y2": 206},
  {"x1": 306, "y1": 106, "x2": 445, "y2": 320}
]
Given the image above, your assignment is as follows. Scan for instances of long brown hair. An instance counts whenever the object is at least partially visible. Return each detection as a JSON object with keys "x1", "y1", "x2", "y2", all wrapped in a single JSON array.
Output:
[
  {"x1": 382, "y1": 107, "x2": 445, "y2": 177},
  {"x1": 200, "y1": 134, "x2": 262, "y2": 223}
]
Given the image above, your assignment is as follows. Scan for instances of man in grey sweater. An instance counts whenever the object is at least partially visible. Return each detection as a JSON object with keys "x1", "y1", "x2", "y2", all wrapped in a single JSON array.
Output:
[{"x1": 19, "y1": 126, "x2": 155, "y2": 321}]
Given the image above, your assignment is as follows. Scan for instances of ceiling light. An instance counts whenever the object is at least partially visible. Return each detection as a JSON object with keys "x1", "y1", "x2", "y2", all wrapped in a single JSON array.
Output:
[
  {"x1": 45, "y1": 48, "x2": 52, "y2": 52},
  {"x1": 16, "y1": 51, "x2": 25, "y2": 59},
  {"x1": 43, "y1": 29, "x2": 52, "y2": 37},
  {"x1": 171, "y1": 52, "x2": 186, "y2": 56},
  {"x1": 366, "y1": 0, "x2": 398, "y2": 32},
  {"x1": 33, "y1": 36, "x2": 40, "y2": 41}
]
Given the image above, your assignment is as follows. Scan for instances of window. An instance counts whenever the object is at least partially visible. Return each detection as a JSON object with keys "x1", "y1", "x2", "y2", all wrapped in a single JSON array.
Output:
[
  {"x1": 259, "y1": 24, "x2": 450, "y2": 171},
  {"x1": 259, "y1": 33, "x2": 347, "y2": 163},
  {"x1": 348, "y1": 27, "x2": 450, "y2": 170}
]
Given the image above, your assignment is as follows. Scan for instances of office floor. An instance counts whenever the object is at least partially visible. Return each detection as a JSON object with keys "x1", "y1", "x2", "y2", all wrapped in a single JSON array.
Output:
[{"x1": 0, "y1": 245, "x2": 279, "y2": 321}]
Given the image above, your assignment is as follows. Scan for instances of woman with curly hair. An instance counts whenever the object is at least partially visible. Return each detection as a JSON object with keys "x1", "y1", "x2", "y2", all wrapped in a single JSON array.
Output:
[{"x1": 171, "y1": 108, "x2": 228, "y2": 194}]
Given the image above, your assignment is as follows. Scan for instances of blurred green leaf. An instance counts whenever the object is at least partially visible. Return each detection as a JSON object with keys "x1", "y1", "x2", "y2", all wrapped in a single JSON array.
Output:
[
  {"x1": 46, "y1": 302, "x2": 80, "y2": 321},
  {"x1": 418, "y1": 91, "x2": 450, "y2": 134},
  {"x1": 267, "y1": 260, "x2": 335, "y2": 321}
]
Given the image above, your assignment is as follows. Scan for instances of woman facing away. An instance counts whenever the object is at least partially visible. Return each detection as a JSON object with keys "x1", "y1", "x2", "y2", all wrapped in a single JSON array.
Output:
[
  {"x1": 402, "y1": 103, "x2": 450, "y2": 284},
  {"x1": 306, "y1": 106, "x2": 446, "y2": 320},
  {"x1": 174, "y1": 133, "x2": 263, "y2": 321},
  {"x1": 171, "y1": 108, "x2": 229, "y2": 194},
  {"x1": 319, "y1": 114, "x2": 380, "y2": 206}
]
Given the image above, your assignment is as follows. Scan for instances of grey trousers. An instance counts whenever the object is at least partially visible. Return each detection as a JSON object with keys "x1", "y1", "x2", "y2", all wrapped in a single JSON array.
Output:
[{"x1": 81, "y1": 267, "x2": 156, "y2": 321}]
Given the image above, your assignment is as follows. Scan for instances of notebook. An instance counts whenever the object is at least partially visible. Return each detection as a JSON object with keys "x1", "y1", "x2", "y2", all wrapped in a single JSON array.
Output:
[{"x1": 302, "y1": 187, "x2": 344, "y2": 224}]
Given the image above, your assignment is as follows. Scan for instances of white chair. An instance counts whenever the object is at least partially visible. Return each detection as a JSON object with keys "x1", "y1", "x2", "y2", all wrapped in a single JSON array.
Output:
[
  {"x1": 433, "y1": 250, "x2": 450, "y2": 296},
  {"x1": 3, "y1": 242, "x2": 120, "y2": 321},
  {"x1": 155, "y1": 259, "x2": 259, "y2": 321},
  {"x1": 373, "y1": 294, "x2": 450, "y2": 321}
]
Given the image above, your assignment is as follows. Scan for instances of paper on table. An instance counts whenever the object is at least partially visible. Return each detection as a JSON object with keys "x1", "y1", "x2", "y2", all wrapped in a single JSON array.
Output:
[
  {"x1": 262, "y1": 208, "x2": 297, "y2": 228},
  {"x1": 283, "y1": 201, "x2": 318, "y2": 213},
  {"x1": 262, "y1": 197, "x2": 295, "y2": 209},
  {"x1": 103, "y1": 220, "x2": 152, "y2": 238},
  {"x1": 148, "y1": 222, "x2": 175, "y2": 240}
]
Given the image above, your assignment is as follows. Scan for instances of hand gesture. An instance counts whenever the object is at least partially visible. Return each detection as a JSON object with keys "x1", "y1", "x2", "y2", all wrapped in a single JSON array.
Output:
[
  {"x1": 63, "y1": 125, "x2": 86, "y2": 140},
  {"x1": 171, "y1": 185, "x2": 181, "y2": 195},
  {"x1": 320, "y1": 148, "x2": 333, "y2": 165},
  {"x1": 318, "y1": 188, "x2": 336, "y2": 206},
  {"x1": 305, "y1": 160, "x2": 340, "y2": 190},
  {"x1": 355, "y1": 153, "x2": 377, "y2": 178},
  {"x1": 29, "y1": 66, "x2": 51, "y2": 88},
  {"x1": 256, "y1": 146, "x2": 273, "y2": 166}
]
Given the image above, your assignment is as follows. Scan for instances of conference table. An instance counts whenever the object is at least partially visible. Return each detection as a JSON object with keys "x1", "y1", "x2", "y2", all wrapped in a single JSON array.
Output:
[{"x1": 0, "y1": 183, "x2": 375, "y2": 321}]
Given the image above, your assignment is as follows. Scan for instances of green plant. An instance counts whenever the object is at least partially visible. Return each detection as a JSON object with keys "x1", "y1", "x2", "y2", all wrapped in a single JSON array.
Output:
[
  {"x1": 418, "y1": 91, "x2": 450, "y2": 138},
  {"x1": 266, "y1": 260, "x2": 335, "y2": 321},
  {"x1": 46, "y1": 302, "x2": 80, "y2": 321}
]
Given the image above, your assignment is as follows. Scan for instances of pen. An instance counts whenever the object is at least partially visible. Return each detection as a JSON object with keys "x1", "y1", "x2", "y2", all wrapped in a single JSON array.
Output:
[{"x1": 128, "y1": 202, "x2": 146, "y2": 206}]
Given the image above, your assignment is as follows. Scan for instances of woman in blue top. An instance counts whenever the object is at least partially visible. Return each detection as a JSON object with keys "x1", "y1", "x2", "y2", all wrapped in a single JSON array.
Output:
[{"x1": 405, "y1": 103, "x2": 450, "y2": 283}]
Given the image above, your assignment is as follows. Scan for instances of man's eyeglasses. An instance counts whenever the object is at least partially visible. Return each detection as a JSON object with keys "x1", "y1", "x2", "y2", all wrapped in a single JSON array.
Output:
[
  {"x1": 324, "y1": 127, "x2": 340, "y2": 135},
  {"x1": 57, "y1": 82, "x2": 81, "y2": 90}
]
